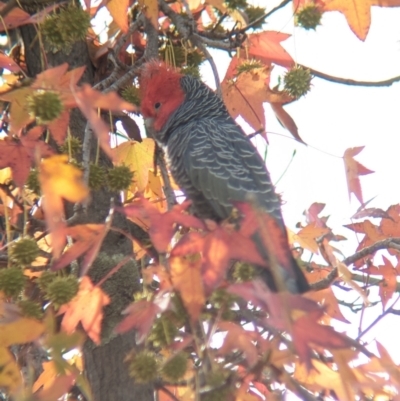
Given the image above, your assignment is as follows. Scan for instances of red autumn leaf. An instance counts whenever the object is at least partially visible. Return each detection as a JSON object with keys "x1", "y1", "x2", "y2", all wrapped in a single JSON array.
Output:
[
  {"x1": 171, "y1": 225, "x2": 265, "y2": 293},
  {"x1": 365, "y1": 256, "x2": 399, "y2": 309},
  {"x1": 217, "y1": 321, "x2": 259, "y2": 367},
  {"x1": 0, "y1": 52, "x2": 22, "y2": 73},
  {"x1": 0, "y1": 2, "x2": 30, "y2": 31},
  {"x1": 247, "y1": 31, "x2": 294, "y2": 68},
  {"x1": 0, "y1": 127, "x2": 53, "y2": 187},
  {"x1": 73, "y1": 84, "x2": 136, "y2": 161},
  {"x1": 305, "y1": 287, "x2": 350, "y2": 324},
  {"x1": 118, "y1": 198, "x2": 205, "y2": 252},
  {"x1": 304, "y1": 202, "x2": 328, "y2": 227},
  {"x1": 51, "y1": 224, "x2": 108, "y2": 274},
  {"x1": 343, "y1": 146, "x2": 374, "y2": 204},
  {"x1": 59, "y1": 276, "x2": 110, "y2": 344},
  {"x1": 270, "y1": 102, "x2": 305, "y2": 144},
  {"x1": 228, "y1": 280, "x2": 321, "y2": 331},
  {"x1": 115, "y1": 299, "x2": 162, "y2": 342},
  {"x1": 170, "y1": 255, "x2": 205, "y2": 321},
  {"x1": 351, "y1": 207, "x2": 391, "y2": 220},
  {"x1": 47, "y1": 110, "x2": 70, "y2": 145},
  {"x1": 292, "y1": 311, "x2": 353, "y2": 368}
]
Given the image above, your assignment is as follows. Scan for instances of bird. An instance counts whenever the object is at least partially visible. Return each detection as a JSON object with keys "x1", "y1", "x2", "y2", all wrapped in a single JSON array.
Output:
[{"x1": 139, "y1": 61, "x2": 309, "y2": 294}]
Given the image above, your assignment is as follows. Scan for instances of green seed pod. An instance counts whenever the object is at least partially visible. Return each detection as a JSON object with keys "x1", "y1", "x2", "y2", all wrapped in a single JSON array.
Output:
[
  {"x1": 296, "y1": 3, "x2": 323, "y2": 30},
  {"x1": 0, "y1": 268, "x2": 26, "y2": 298},
  {"x1": 45, "y1": 276, "x2": 79, "y2": 308},
  {"x1": 161, "y1": 352, "x2": 188, "y2": 382},
  {"x1": 26, "y1": 169, "x2": 41, "y2": 194},
  {"x1": 128, "y1": 351, "x2": 159, "y2": 383},
  {"x1": 107, "y1": 165, "x2": 134, "y2": 192},
  {"x1": 9, "y1": 237, "x2": 40, "y2": 267},
  {"x1": 18, "y1": 300, "x2": 43, "y2": 319},
  {"x1": 27, "y1": 91, "x2": 63, "y2": 124},
  {"x1": 284, "y1": 66, "x2": 312, "y2": 98}
]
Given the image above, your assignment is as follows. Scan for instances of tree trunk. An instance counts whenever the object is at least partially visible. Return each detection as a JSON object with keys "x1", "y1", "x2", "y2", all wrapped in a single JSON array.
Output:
[{"x1": 19, "y1": 8, "x2": 154, "y2": 401}]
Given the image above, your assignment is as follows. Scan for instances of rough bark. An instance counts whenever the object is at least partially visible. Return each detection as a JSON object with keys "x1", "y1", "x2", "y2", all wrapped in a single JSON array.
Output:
[{"x1": 19, "y1": 7, "x2": 154, "y2": 401}]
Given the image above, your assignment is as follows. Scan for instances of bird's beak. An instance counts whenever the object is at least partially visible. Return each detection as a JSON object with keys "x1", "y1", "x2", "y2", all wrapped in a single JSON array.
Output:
[{"x1": 144, "y1": 117, "x2": 155, "y2": 129}]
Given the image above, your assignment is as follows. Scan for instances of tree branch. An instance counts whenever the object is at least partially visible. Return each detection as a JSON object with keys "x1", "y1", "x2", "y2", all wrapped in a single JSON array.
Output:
[
  {"x1": 304, "y1": 65, "x2": 400, "y2": 87},
  {"x1": 310, "y1": 238, "x2": 400, "y2": 291}
]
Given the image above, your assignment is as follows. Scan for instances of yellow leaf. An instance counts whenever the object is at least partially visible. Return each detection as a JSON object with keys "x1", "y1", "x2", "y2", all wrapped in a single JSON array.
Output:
[
  {"x1": 0, "y1": 87, "x2": 34, "y2": 132},
  {"x1": 33, "y1": 361, "x2": 57, "y2": 392},
  {"x1": 0, "y1": 318, "x2": 44, "y2": 346},
  {"x1": 170, "y1": 255, "x2": 205, "y2": 322},
  {"x1": 112, "y1": 138, "x2": 155, "y2": 192},
  {"x1": 288, "y1": 224, "x2": 330, "y2": 253},
  {"x1": 0, "y1": 347, "x2": 21, "y2": 393},
  {"x1": 0, "y1": 167, "x2": 11, "y2": 184},
  {"x1": 40, "y1": 155, "x2": 89, "y2": 204}
]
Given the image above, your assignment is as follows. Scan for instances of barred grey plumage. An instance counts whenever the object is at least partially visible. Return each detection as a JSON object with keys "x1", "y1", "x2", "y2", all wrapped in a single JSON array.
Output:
[{"x1": 140, "y1": 63, "x2": 309, "y2": 293}]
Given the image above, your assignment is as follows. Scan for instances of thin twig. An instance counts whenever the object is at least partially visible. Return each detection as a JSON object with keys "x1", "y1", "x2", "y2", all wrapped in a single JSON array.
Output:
[
  {"x1": 191, "y1": 35, "x2": 221, "y2": 96},
  {"x1": 310, "y1": 238, "x2": 400, "y2": 290},
  {"x1": 238, "y1": 0, "x2": 292, "y2": 33},
  {"x1": 305, "y1": 65, "x2": 400, "y2": 87}
]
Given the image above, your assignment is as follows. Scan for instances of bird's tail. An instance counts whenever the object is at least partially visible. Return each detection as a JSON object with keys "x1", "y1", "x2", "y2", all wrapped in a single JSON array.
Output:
[{"x1": 252, "y1": 228, "x2": 310, "y2": 294}]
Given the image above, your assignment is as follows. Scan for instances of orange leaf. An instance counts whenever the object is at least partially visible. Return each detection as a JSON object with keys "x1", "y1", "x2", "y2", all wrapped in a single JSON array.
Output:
[
  {"x1": 222, "y1": 61, "x2": 270, "y2": 132},
  {"x1": 59, "y1": 276, "x2": 110, "y2": 344},
  {"x1": 289, "y1": 224, "x2": 330, "y2": 253},
  {"x1": 170, "y1": 255, "x2": 205, "y2": 321},
  {"x1": 47, "y1": 110, "x2": 70, "y2": 145},
  {"x1": 270, "y1": 102, "x2": 305, "y2": 144},
  {"x1": 39, "y1": 155, "x2": 89, "y2": 258},
  {"x1": 343, "y1": 146, "x2": 374, "y2": 204},
  {"x1": 107, "y1": 0, "x2": 129, "y2": 32},
  {"x1": 217, "y1": 321, "x2": 259, "y2": 367},
  {"x1": 35, "y1": 373, "x2": 76, "y2": 401},
  {"x1": 33, "y1": 361, "x2": 57, "y2": 392},
  {"x1": 0, "y1": 127, "x2": 53, "y2": 187},
  {"x1": 247, "y1": 31, "x2": 294, "y2": 68},
  {"x1": 322, "y1": 0, "x2": 400, "y2": 41},
  {"x1": 51, "y1": 224, "x2": 108, "y2": 274},
  {"x1": 366, "y1": 256, "x2": 399, "y2": 309}
]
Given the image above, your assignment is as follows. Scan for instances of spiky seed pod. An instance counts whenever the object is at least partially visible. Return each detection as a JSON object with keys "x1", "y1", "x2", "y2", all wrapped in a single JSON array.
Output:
[
  {"x1": 128, "y1": 351, "x2": 159, "y2": 383},
  {"x1": 284, "y1": 66, "x2": 312, "y2": 98},
  {"x1": 37, "y1": 271, "x2": 58, "y2": 292},
  {"x1": 236, "y1": 59, "x2": 264, "y2": 75},
  {"x1": 45, "y1": 276, "x2": 79, "y2": 308},
  {"x1": 225, "y1": 0, "x2": 247, "y2": 9},
  {"x1": 26, "y1": 169, "x2": 41, "y2": 194},
  {"x1": 41, "y1": 17, "x2": 65, "y2": 51},
  {"x1": 161, "y1": 46, "x2": 204, "y2": 68},
  {"x1": 27, "y1": 91, "x2": 63, "y2": 124},
  {"x1": 244, "y1": 6, "x2": 267, "y2": 30},
  {"x1": 149, "y1": 314, "x2": 179, "y2": 347},
  {"x1": 0, "y1": 268, "x2": 26, "y2": 297},
  {"x1": 107, "y1": 165, "x2": 134, "y2": 191},
  {"x1": 18, "y1": 300, "x2": 43, "y2": 319},
  {"x1": 161, "y1": 352, "x2": 188, "y2": 382},
  {"x1": 42, "y1": 6, "x2": 91, "y2": 52},
  {"x1": 296, "y1": 3, "x2": 323, "y2": 30},
  {"x1": 89, "y1": 164, "x2": 106, "y2": 191},
  {"x1": 180, "y1": 65, "x2": 201, "y2": 79},
  {"x1": 59, "y1": 137, "x2": 82, "y2": 156},
  {"x1": 9, "y1": 237, "x2": 40, "y2": 267},
  {"x1": 232, "y1": 261, "x2": 255, "y2": 282},
  {"x1": 121, "y1": 86, "x2": 141, "y2": 106}
]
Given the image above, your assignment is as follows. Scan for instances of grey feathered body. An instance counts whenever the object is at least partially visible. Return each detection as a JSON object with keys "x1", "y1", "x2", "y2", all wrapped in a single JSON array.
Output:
[{"x1": 155, "y1": 75, "x2": 309, "y2": 293}]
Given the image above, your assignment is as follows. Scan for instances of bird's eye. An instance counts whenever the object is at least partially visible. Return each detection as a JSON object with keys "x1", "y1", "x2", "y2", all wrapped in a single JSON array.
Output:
[{"x1": 154, "y1": 102, "x2": 161, "y2": 110}]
